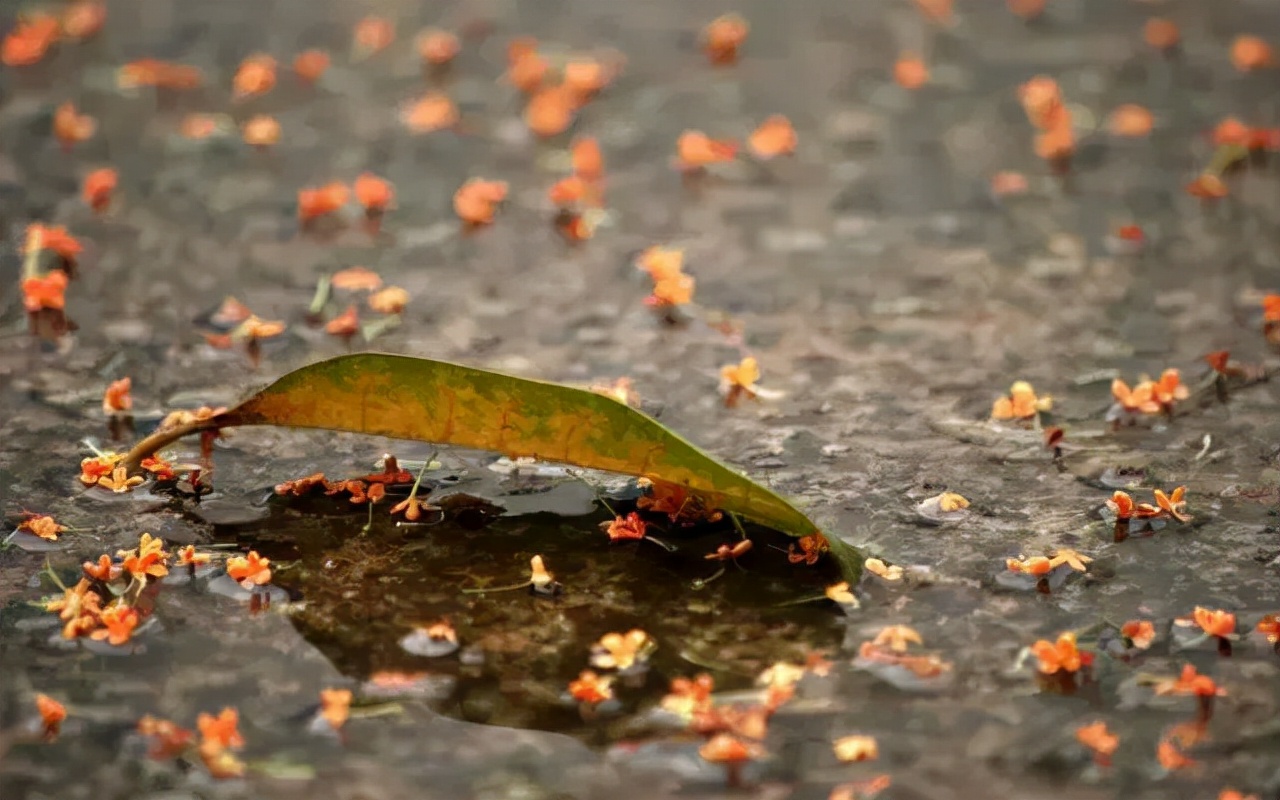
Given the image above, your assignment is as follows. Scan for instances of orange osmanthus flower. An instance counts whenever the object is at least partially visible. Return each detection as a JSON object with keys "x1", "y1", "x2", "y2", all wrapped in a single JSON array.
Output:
[
  {"x1": 1006, "y1": 555, "x2": 1053, "y2": 576},
  {"x1": 991, "y1": 381, "x2": 1051, "y2": 420},
  {"x1": 603, "y1": 511, "x2": 647, "y2": 541},
  {"x1": 97, "y1": 466, "x2": 144, "y2": 493},
  {"x1": 401, "y1": 91, "x2": 459, "y2": 133},
  {"x1": 2, "y1": 13, "x2": 61, "y2": 66},
  {"x1": 298, "y1": 182, "x2": 349, "y2": 223},
  {"x1": 53, "y1": 102, "x2": 97, "y2": 148},
  {"x1": 1258, "y1": 614, "x2": 1280, "y2": 643},
  {"x1": 293, "y1": 49, "x2": 330, "y2": 83},
  {"x1": 675, "y1": 130, "x2": 738, "y2": 172},
  {"x1": 102, "y1": 377, "x2": 133, "y2": 414},
  {"x1": 1144, "y1": 18, "x2": 1180, "y2": 51},
  {"x1": 524, "y1": 84, "x2": 578, "y2": 138},
  {"x1": 833, "y1": 735, "x2": 879, "y2": 763},
  {"x1": 22, "y1": 271, "x2": 69, "y2": 314},
  {"x1": 354, "y1": 173, "x2": 395, "y2": 215},
  {"x1": 1154, "y1": 664, "x2": 1225, "y2": 697},
  {"x1": 1108, "y1": 104, "x2": 1154, "y2": 138},
  {"x1": 1157, "y1": 737, "x2": 1195, "y2": 770},
  {"x1": 226, "y1": 551, "x2": 272, "y2": 588},
  {"x1": 353, "y1": 16, "x2": 395, "y2": 57},
  {"x1": 19, "y1": 514, "x2": 66, "y2": 541},
  {"x1": 748, "y1": 115, "x2": 797, "y2": 159},
  {"x1": 416, "y1": 28, "x2": 459, "y2": 65},
  {"x1": 1192, "y1": 607, "x2": 1235, "y2": 638},
  {"x1": 1136, "y1": 486, "x2": 1190, "y2": 523},
  {"x1": 702, "y1": 14, "x2": 749, "y2": 65},
  {"x1": 505, "y1": 37, "x2": 548, "y2": 93},
  {"x1": 177, "y1": 545, "x2": 212, "y2": 567},
  {"x1": 894, "y1": 53, "x2": 929, "y2": 90},
  {"x1": 119, "y1": 59, "x2": 203, "y2": 90},
  {"x1": 590, "y1": 629, "x2": 652, "y2": 671},
  {"x1": 35, "y1": 694, "x2": 66, "y2": 740},
  {"x1": 568, "y1": 670, "x2": 613, "y2": 704},
  {"x1": 325, "y1": 305, "x2": 360, "y2": 339},
  {"x1": 331, "y1": 266, "x2": 383, "y2": 291},
  {"x1": 1230, "y1": 35, "x2": 1273, "y2": 72},
  {"x1": 1075, "y1": 721, "x2": 1118, "y2": 766},
  {"x1": 138, "y1": 715, "x2": 194, "y2": 759},
  {"x1": 232, "y1": 54, "x2": 276, "y2": 99},
  {"x1": 1111, "y1": 378, "x2": 1161, "y2": 414},
  {"x1": 91, "y1": 604, "x2": 139, "y2": 646},
  {"x1": 1121, "y1": 619, "x2": 1155, "y2": 649},
  {"x1": 319, "y1": 688, "x2": 352, "y2": 730},
  {"x1": 719, "y1": 357, "x2": 760, "y2": 408},
  {"x1": 453, "y1": 178, "x2": 508, "y2": 225},
  {"x1": 82, "y1": 168, "x2": 118, "y2": 212},
  {"x1": 788, "y1": 532, "x2": 829, "y2": 565},
  {"x1": 1030, "y1": 631, "x2": 1090, "y2": 674},
  {"x1": 241, "y1": 115, "x2": 281, "y2": 147},
  {"x1": 368, "y1": 286, "x2": 409, "y2": 315},
  {"x1": 571, "y1": 136, "x2": 605, "y2": 181},
  {"x1": 197, "y1": 707, "x2": 244, "y2": 749},
  {"x1": 1186, "y1": 173, "x2": 1228, "y2": 199}
]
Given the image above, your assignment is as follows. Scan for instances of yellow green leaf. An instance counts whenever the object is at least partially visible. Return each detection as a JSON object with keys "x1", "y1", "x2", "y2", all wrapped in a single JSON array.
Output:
[{"x1": 124, "y1": 354, "x2": 860, "y2": 579}]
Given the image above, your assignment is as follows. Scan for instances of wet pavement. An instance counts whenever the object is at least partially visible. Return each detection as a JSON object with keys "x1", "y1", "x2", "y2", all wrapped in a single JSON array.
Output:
[{"x1": 3, "y1": 0, "x2": 1280, "y2": 798}]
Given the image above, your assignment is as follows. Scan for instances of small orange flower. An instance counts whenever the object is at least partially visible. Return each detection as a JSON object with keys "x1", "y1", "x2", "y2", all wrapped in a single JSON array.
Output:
[
  {"x1": 22, "y1": 271, "x2": 68, "y2": 313},
  {"x1": 1034, "y1": 122, "x2": 1075, "y2": 163},
  {"x1": 1111, "y1": 378, "x2": 1161, "y2": 414},
  {"x1": 1186, "y1": 173, "x2": 1228, "y2": 199},
  {"x1": 1154, "y1": 664, "x2": 1224, "y2": 697},
  {"x1": 894, "y1": 53, "x2": 929, "y2": 90},
  {"x1": 571, "y1": 136, "x2": 605, "y2": 181},
  {"x1": 199, "y1": 739, "x2": 246, "y2": 779},
  {"x1": 453, "y1": 178, "x2": 509, "y2": 225},
  {"x1": 97, "y1": 466, "x2": 144, "y2": 493},
  {"x1": 1075, "y1": 721, "x2": 1118, "y2": 766},
  {"x1": 82, "y1": 553, "x2": 118, "y2": 581},
  {"x1": 748, "y1": 115, "x2": 797, "y2": 159},
  {"x1": 1019, "y1": 76, "x2": 1066, "y2": 129},
  {"x1": 549, "y1": 175, "x2": 589, "y2": 207},
  {"x1": 177, "y1": 545, "x2": 212, "y2": 567},
  {"x1": 179, "y1": 113, "x2": 225, "y2": 140},
  {"x1": 529, "y1": 554, "x2": 556, "y2": 591},
  {"x1": 1264, "y1": 294, "x2": 1280, "y2": 323},
  {"x1": 118, "y1": 59, "x2": 204, "y2": 90},
  {"x1": 1006, "y1": 555, "x2": 1054, "y2": 576},
  {"x1": 568, "y1": 670, "x2": 613, "y2": 704},
  {"x1": 661, "y1": 674, "x2": 714, "y2": 718},
  {"x1": 53, "y1": 101, "x2": 97, "y2": 148},
  {"x1": 833, "y1": 735, "x2": 879, "y2": 763},
  {"x1": 120, "y1": 533, "x2": 170, "y2": 580},
  {"x1": 1204, "y1": 350, "x2": 1231, "y2": 375},
  {"x1": 602, "y1": 511, "x2": 647, "y2": 542},
  {"x1": 590, "y1": 629, "x2": 653, "y2": 671},
  {"x1": 298, "y1": 182, "x2": 349, "y2": 223},
  {"x1": 232, "y1": 54, "x2": 276, "y2": 99},
  {"x1": 1157, "y1": 738, "x2": 1195, "y2": 770},
  {"x1": 27, "y1": 223, "x2": 83, "y2": 262},
  {"x1": 35, "y1": 694, "x2": 66, "y2": 740},
  {"x1": 102, "y1": 377, "x2": 132, "y2": 414},
  {"x1": 1258, "y1": 614, "x2": 1280, "y2": 643},
  {"x1": 699, "y1": 733, "x2": 761, "y2": 766},
  {"x1": 293, "y1": 49, "x2": 330, "y2": 84},
  {"x1": 675, "y1": 130, "x2": 738, "y2": 172},
  {"x1": 1139, "y1": 486, "x2": 1190, "y2": 523},
  {"x1": 416, "y1": 28, "x2": 459, "y2": 66},
  {"x1": 319, "y1": 688, "x2": 352, "y2": 730},
  {"x1": 19, "y1": 514, "x2": 65, "y2": 541},
  {"x1": 1192, "y1": 607, "x2": 1235, "y2": 638},
  {"x1": 137, "y1": 715, "x2": 194, "y2": 759},
  {"x1": 1231, "y1": 35, "x2": 1273, "y2": 72},
  {"x1": 61, "y1": 2, "x2": 104, "y2": 40},
  {"x1": 354, "y1": 173, "x2": 395, "y2": 213},
  {"x1": 1213, "y1": 117, "x2": 1252, "y2": 149},
  {"x1": 325, "y1": 305, "x2": 360, "y2": 339},
  {"x1": 1049, "y1": 548, "x2": 1093, "y2": 572},
  {"x1": 226, "y1": 551, "x2": 271, "y2": 588},
  {"x1": 702, "y1": 14, "x2": 749, "y2": 65},
  {"x1": 873, "y1": 625, "x2": 923, "y2": 653},
  {"x1": 197, "y1": 707, "x2": 244, "y2": 749},
  {"x1": 367, "y1": 286, "x2": 408, "y2": 315},
  {"x1": 331, "y1": 266, "x2": 383, "y2": 292},
  {"x1": 989, "y1": 170, "x2": 1029, "y2": 197},
  {"x1": 1144, "y1": 18, "x2": 1180, "y2": 51},
  {"x1": 80, "y1": 453, "x2": 121, "y2": 485},
  {"x1": 82, "y1": 168, "x2": 118, "y2": 212},
  {"x1": 1121, "y1": 619, "x2": 1155, "y2": 649},
  {"x1": 864, "y1": 557, "x2": 904, "y2": 580},
  {"x1": 91, "y1": 604, "x2": 139, "y2": 646},
  {"x1": 563, "y1": 57, "x2": 615, "y2": 100},
  {"x1": 505, "y1": 37, "x2": 548, "y2": 93},
  {"x1": 719, "y1": 357, "x2": 760, "y2": 408},
  {"x1": 353, "y1": 16, "x2": 395, "y2": 57},
  {"x1": 1030, "y1": 632, "x2": 1088, "y2": 674},
  {"x1": 401, "y1": 91, "x2": 459, "y2": 133},
  {"x1": 1108, "y1": 104, "x2": 1154, "y2": 137},
  {"x1": 1152, "y1": 368, "x2": 1188, "y2": 408},
  {"x1": 991, "y1": 380, "x2": 1052, "y2": 420},
  {"x1": 524, "y1": 84, "x2": 578, "y2": 138},
  {"x1": 241, "y1": 115, "x2": 281, "y2": 147},
  {"x1": 2, "y1": 13, "x2": 60, "y2": 67}
]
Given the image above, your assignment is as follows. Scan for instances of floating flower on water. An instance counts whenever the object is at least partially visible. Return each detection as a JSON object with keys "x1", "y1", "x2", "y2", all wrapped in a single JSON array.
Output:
[
  {"x1": 635, "y1": 246, "x2": 696, "y2": 309},
  {"x1": 453, "y1": 178, "x2": 508, "y2": 226},
  {"x1": 1192, "y1": 607, "x2": 1236, "y2": 638},
  {"x1": 44, "y1": 578, "x2": 103, "y2": 636},
  {"x1": 661, "y1": 673, "x2": 714, "y2": 718},
  {"x1": 140, "y1": 456, "x2": 176, "y2": 482},
  {"x1": 353, "y1": 16, "x2": 395, "y2": 57},
  {"x1": 293, "y1": 49, "x2": 330, "y2": 83},
  {"x1": 35, "y1": 694, "x2": 66, "y2": 741},
  {"x1": 102, "y1": 377, "x2": 132, "y2": 415},
  {"x1": 390, "y1": 493, "x2": 436, "y2": 521},
  {"x1": 1156, "y1": 737, "x2": 1195, "y2": 770},
  {"x1": 1231, "y1": 35, "x2": 1273, "y2": 72},
  {"x1": 331, "y1": 266, "x2": 382, "y2": 292},
  {"x1": 1136, "y1": 486, "x2": 1190, "y2": 523},
  {"x1": 1030, "y1": 632, "x2": 1090, "y2": 675},
  {"x1": 354, "y1": 173, "x2": 395, "y2": 216},
  {"x1": 62, "y1": 1, "x2": 105, "y2": 39},
  {"x1": 702, "y1": 14, "x2": 749, "y2": 65},
  {"x1": 2, "y1": 13, "x2": 60, "y2": 66},
  {"x1": 90, "y1": 604, "x2": 139, "y2": 646},
  {"x1": 226, "y1": 551, "x2": 271, "y2": 589},
  {"x1": 275, "y1": 472, "x2": 327, "y2": 495},
  {"x1": 1110, "y1": 378, "x2": 1161, "y2": 417},
  {"x1": 159, "y1": 405, "x2": 225, "y2": 431},
  {"x1": 120, "y1": 533, "x2": 170, "y2": 581},
  {"x1": 319, "y1": 688, "x2": 352, "y2": 731},
  {"x1": 568, "y1": 670, "x2": 613, "y2": 705},
  {"x1": 177, "y1": 545, "x2": 212, "y2": 568},
  {"x1": 529, "y1": 554, "x2": 557, "y2": 594},
  {"x1": 748, "y1": 115, "x2": 797, "y2": 159},
  {"x1": 929, "y1": 491, "x2": 970, "y2": 514},
  {"x1": 241, "y1": 115, "x2": 280, "y2": 147},
  {"x1": 991, "y1": 380, "x2": 1052, "y2": 421},
  {"x1": 1153, "y1": 664, "x2": 1224, "y2": 698},
  {"x1": 1151, "y1": 369, "x2": 1189, "y2": 409},
  {"x1": 602, "y1": 511, "x2": 647, "y2": 542},
  {"x1": 873, "y1": 625, "x2": 923, "y2": 653},
  {"x1": 590, "y1": 629, "x2": 653, "y2": 671},
  {"x1": 80, "y1": 453, "x2": 121, "y2": 485},
  {"x1": 83, "y1": 553, "x2": 118, "y2": 581},
  {"x1": 719, "y1": 357, "x2": 760, "y2": 408},
  {"x1": 119, "y1": 59, "x2": 204, "y2": 90},
  {"x1": 1121, "y1": 619, "x2": 1156, "y2": 649},
  {"x1": 788, "y1": 532, "x2": 829, "y2": 565},
  {"x1": 199, "y1": 739, "x2": 245, "y2": 779},
  {"x1": 675, "y1": 130, "x2": 738, "y2": 172},
  {"x1": 563, "y1": 56, "x2": 616, "y2": 101},
  {"x1": 19, "y1": 514, "x2": 65, "y2": 541},
  {"x1": 1075, "y1": 721, "x2": 1118, "y2": 767},
  {"x1": 894, "y1": 53, "x2": 928, "y2": 90},
  {"x1": 572, "y1": 136, "x2": 605, "y2": 181},
  {"x1": 1212, "y1": 117, "x2": 1252, "y2": 148},
  {"x1": 1108, "y1": 104, "x2": 1153, "y2": 138},
  {"x1": 864, "y1": 557, "x2": 903, "y2": 581},
  {"x1": 137, "y1": 715, "x2": 194, "y2": 759},
  {"x1": 368, "y1": 286, "x2": 409, "y2": 315},
  {"x1": 416, "y1": 28, "x2": 459, "y2": 66},
  {"x1": 325, "y1": 305, "x2": 360, "y2": 340},
  {"x1": 1186, "y1": 173, "x2": 1228, "y2": 199},
  {"x1": 53, "y1": 101, "x2": 97, "y2": 148},
  {"x1": 97, "y1": 466, "x2": 144, "y2": 493},
  {"x1": 198, "y1": 707, "x2": 244, "y2": 749},
  {"x1": 1258, "y1": 614, "x2": 1280, "y2": 643},
  {"x1": 989, "y1": 170, "x2": 1029, "y2": 197},
  {"x1": 524, "y1": 84, "x2": 578, "y2": 138},
  {"x1": 1049, "y1": 548, "x2": 1092, "y2": 573},
  {"x1": 1145, "y1": 18, "x2": 1180, "y2": 51},
  {"x1": 833, "y1": 734, "x2": 879, "y2": 763},
  {"x1": 233, "y1": 54, "x2": 276, "y2": 99},
  {"x1": 298, "y1": 182, "x2": 349, "y2": 224},
  {"x1": 22, "y1": 271, "x2": 69, "y2": 314},
  {"x1": 27, "y1": 223, "x2": 83, "y2": 263},
  {"x1": 1106, "y1": 490, "x2": 1135, "y2": 520},
  {"x1": 401, "y1": 91, "x2": 459, "y2": 133},
  {"x1": 82, "y1": 167, "x2": 118, "y2": 212},
  {"x1": 857, "y1": 637, "x2": 952, "y2": 680},
  {"x1": 1006, "y1": 555, "x2": 1054, "y2": 576},
  {"x1": 824, "y1": 582, "x2": 855, "y2": 605}
]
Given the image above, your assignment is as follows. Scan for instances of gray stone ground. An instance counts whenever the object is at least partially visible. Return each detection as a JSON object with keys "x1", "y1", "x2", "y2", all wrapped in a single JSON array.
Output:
[{"x1": 2, "y1": 0, "x2": 1280, "y2": 798}]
